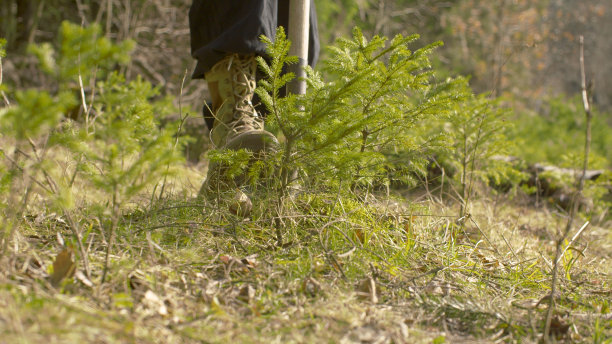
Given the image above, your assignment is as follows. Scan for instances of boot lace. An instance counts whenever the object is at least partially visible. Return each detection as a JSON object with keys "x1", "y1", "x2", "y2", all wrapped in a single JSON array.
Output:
[{"x1": 228, "y1": 54, "x2": 264, "y2": 133}]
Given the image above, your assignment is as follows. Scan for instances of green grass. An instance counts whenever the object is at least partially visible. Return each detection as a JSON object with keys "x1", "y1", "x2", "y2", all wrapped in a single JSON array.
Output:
[{"x1": 0, "y1": 169, "x2": 610, "y2": 343}]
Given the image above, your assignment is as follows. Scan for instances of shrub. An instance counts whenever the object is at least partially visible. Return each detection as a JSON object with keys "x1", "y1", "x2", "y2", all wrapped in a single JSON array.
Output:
[
  {"x1": 251, "y1": 27, "x2": 469, "y2": 194},
  {"x1": 0, "y1": 22, "x2": 183, "y2": 276}
]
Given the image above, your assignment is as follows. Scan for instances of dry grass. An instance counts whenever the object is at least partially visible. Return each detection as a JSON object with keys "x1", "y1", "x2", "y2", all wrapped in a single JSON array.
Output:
[{"x1": 0, "y1": 170, "x2": 610, "y2": 343}]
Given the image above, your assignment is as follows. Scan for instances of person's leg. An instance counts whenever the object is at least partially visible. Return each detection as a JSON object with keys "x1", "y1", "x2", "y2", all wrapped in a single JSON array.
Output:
[
  {"x1": 190, "y1": 0, "x2": 278, "y2": 137},
  {"x1": 189, "y1": 0, "x2": 321, "y2": 200},
  {"x1": 189, "y1": 0, "x2": 277, "y2": 80},
  {"x1": 190, "y1": 0, "x2": 321, "y2": 132},
  {"x1": 204, "y1": 53, "x2": 277, "y2": 151},
  {"x1": 190, "y1": 1, "x2": 283, "y2": 198}
]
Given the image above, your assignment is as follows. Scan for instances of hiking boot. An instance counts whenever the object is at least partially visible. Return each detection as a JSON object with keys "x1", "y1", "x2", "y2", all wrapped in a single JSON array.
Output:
[
  {"x1": 206, "y1": 54, "x2": 278, "y2": 151},
  {"x1": 200, "y1": 54, "x2": 279, "y2": 196}
]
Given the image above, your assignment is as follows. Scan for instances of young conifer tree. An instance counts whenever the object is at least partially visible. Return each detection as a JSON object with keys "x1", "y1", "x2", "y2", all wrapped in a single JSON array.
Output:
[
  {"x1": 0, "y1": 22, "x2": 184, "y2": 280},
  {"x1": 250, "y1": 27, "x2": 467, "y2": 194}
]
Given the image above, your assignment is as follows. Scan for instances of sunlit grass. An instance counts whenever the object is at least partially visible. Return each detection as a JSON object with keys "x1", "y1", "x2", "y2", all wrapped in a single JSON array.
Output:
[{"x1": 1, "y1": 171, "x2": 610, "y2": 343}]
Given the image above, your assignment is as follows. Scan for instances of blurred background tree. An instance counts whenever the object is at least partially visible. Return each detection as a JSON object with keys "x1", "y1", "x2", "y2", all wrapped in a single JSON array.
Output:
[{"x1": 316, "y1": 0, "x2": 611, "y2": 111}]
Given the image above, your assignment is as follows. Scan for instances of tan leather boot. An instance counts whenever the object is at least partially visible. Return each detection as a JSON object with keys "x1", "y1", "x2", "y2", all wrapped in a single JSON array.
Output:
[
  {"x1": 206, "y1": 54, "x2": 278, "y2": 151},
  {"x1": 201, "y1": 54, "x2": 278, "y2": 197}
]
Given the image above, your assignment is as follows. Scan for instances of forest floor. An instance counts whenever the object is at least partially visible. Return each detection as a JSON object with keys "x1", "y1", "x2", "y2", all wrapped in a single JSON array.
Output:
[{"x1": 0, "y1": 164, "x2": 610, "y2": 344}]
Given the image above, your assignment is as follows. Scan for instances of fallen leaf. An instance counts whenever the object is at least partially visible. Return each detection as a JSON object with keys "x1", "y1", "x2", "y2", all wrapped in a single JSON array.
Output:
[
  {"x1": 219, "y1": 255, "x2": 232, "y2": 265},
  {"x1": 49, "y1": 247, "x2": 76, "y2": 287},
  {"x1": 238, "y1": 284, "x2": 256, "y2": 303},
  {"x1": 218, "y1": 255, "x2": 252, "y2": 274},
  {"x1": 75, "y1": 270, "x2": 93, "y2": 288},
  {"x1": 549, "y1": 316, "x2": 570, "y2": 339},
  {"x1": 128, "y1": 271, "x2": 149, "y2": 302},
  {"x1": 354, "y1": 228, "x2": 365, "y2": 244},
  {"x1": 128, "y1": 273, "x2": 148, "y2": 292},
  {"x1": 144, "y1": 290, "x2": 168, "y2": 316},
  {"x1": 302, "y1": 276, "x2": 321, "y2": 297},
  {"x1": 229, "y1": 190, "x2": 252, "y2": 217},
  {"x1": 356, "y1": 277, "x2": 379, "y2": 303},
  {"x1": 473, "y1": 250, "x2": 501, "y2": 271},
  {"x1": 241, "y1": 255, "x2": 258, "y2": 268}
]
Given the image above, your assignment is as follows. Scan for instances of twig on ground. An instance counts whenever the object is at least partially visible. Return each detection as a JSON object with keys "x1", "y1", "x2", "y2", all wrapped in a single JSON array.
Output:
[
  {"x1": 555, "y1": 221, "x2": 589, "y2": 265},
  {"x1": 469, "y1": 215, "x2": 501, "y2": 257},
  {"x1": 0, "y1": 54, "x2": 10, "y2": 106},
  {"x1": 544, "y1": 35, "x2": 592, "y2": 343}
]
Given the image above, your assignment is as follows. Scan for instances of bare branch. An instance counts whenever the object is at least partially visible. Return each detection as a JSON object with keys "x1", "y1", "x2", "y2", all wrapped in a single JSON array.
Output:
[{"x1": 544, "y1": 34, "x2": 593, "y2": 343}]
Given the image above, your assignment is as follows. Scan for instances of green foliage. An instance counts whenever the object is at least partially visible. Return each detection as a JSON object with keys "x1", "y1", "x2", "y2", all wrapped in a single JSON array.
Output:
[
  {"x1": 0, "y1": 38, "x2": 6, "y2": 97},
  {"x1": 28, "y1": 21, "x2": 134, "y2": 86},
  {"x1": 256, "y1": 27, "x2": 466, "y2": 191},
  {"x1": 506, "y1": 96, "x2": 612, "y2": 215},
  {"x1": 509, "y1": 96, "x2": 612, "y2": 169},
  {"x1": 427, "y1": 93, "x2": 522, "y2": 210},
  {"x1": 0, "y1": 22, "x2": 182, "y2": 258},
  {"x1": 207, "y1": 149, "x2": 252, "y2": 181},
  {"x1": 0, "y1": 90, "x2": 75, "y2": 139},
  {"x1": 1, "y1": 21, "x2": 181, "y2": 209},
  {"x1": 250, "y1": 25, "x2": 517, "y2": 209},
  {"x1": 52, "y1": 73, "x2": 183, "y2": 202}
]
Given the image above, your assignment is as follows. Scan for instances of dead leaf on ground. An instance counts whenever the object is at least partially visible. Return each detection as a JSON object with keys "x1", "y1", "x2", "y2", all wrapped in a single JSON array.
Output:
[
  {"x1": 128, "y1": 271, "x2": 150, "y2": 301},
  {"x1": 49, "y1": 247, "x2": 76, "y2": 287},
  {"x1": 219, "y1": 255, "x2": 232, "y2": 265},
  {"x1": 354, "y1": 228, "x2": 366, "y2": 244},
  {"x1": 356, "y1": 277, "x2": 380, "y2": 303},
  {"x1": 240, "y1": 255, "x2": 258, "y2": 268},
  {"x1": 75, "y1": 270, "x2": 93, "y2": 288},
  {"x1": 143, "y1": 290, "x2": 168, "y2": 316},
  {"x1": 302, "y1": 276, "x2": 321, "y2": 297},
  {"x1": 549, "y1": 316, "x2": 571, "y2": 339},
  {"x1": 219, "y1": 254, "x2": 256, "y2": 275},
  {"x1": 238, "y1": 284, "x2": 256, "y2": 303},
  {"x1": 473, "y1": 250, "x2": 501, "y2": 271}
]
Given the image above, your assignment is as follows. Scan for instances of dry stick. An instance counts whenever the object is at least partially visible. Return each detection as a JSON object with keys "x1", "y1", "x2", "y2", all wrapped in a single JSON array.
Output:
[
  {"x1": 101, "y1": 194, "x2": 119, "y2": 284},
  {"x1": 464, "y1": 104, "x2": 492, "y2": 221},
  {"x1": 0, "y1": 54, "x2": 10, "y2": 106},
  {"x1": 556, "y1": 221, "x2": 589, "y2": 265},
  {"x1": 78, "y1": 73, "x2": 88, "y2": 114},
  {"x1": 460, "y1": 121, "x2": 469, "y2": 217},
  {"x1": 63, "y1": 211, "x2": 92, "y2": 279},
  {"x1": 543, "y1": 35, "x2": 592, "y2": 342},
  {"x1": 105, "y1": 0, "x2": 113, "y2": 38},
  {"x1": 469, "y1": 216, "x2": 502, "y2": 257}
]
